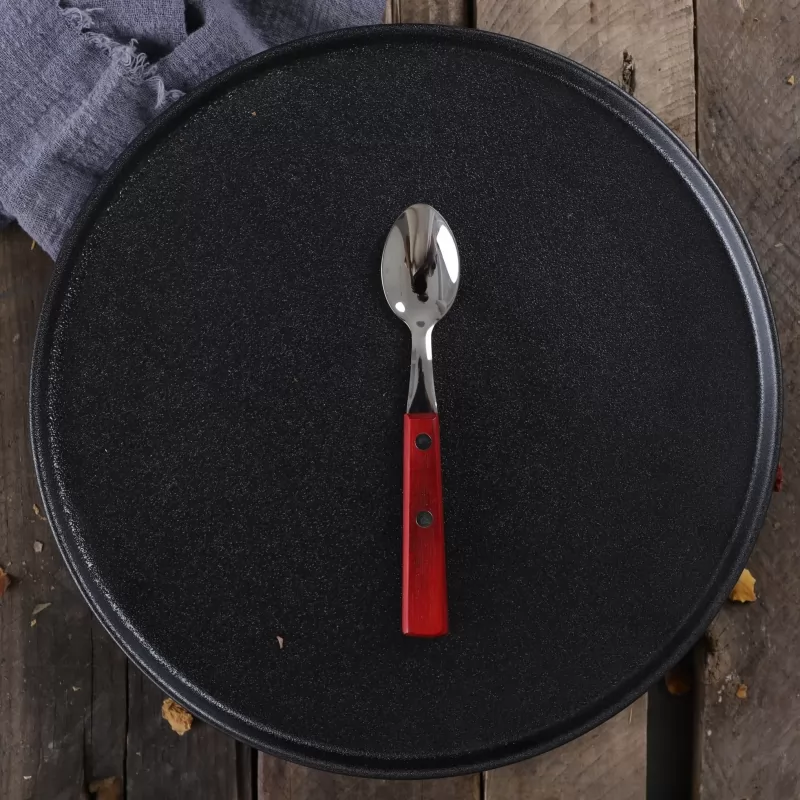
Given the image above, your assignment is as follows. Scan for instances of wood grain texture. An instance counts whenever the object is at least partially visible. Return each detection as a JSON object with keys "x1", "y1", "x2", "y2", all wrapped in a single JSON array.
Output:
[
  {"x1": 385, "y1": 0, "x2": 470, "y2": 25},
  {"x1": 0, "y1": 225, "x2": 256, "y2": 799},
  {"x1": 258, "y1": 757, "x2": 480, "y2": 800},
  {"x1": 126, "y1": 669, "x2": 253, "y2": 800},
  {"x1": 477, "y1": 0, "x2": 696, "y2": 149},
  {"x1": 694, "y1": 1, "x2": 800, "y2": 797},
  {"x1": 484, "y1": 698, "x2": 647, "y2": 800},
  {"x1": 0, "y1": 226, "x2": 118, "y2": 800}
]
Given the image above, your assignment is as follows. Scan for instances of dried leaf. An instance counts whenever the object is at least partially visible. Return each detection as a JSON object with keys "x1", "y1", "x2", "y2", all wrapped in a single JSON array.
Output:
[
  {"x1": 162, "y1": 698, "x2": 193, "y2": 735},
  {"x1": 89, "y1": 776, "x2": 122, "y2": 800},
  {"x1": 736, "y1": 683, "x2": 748, "y2": 700},
  {"x1": 32, "y1": 602, "x2": 51, "y2": 617},
  {"x1": 0, "y1": 567, "x2": 10, "y2": 599},
  {"x1": 730, "y1": 568, "x2": 756, "y2": 603},
  {"x1": 33, "y1": 541, "x2": 43, "y2": 553},
  {"x1": 621, "y1": 50, "x2": 636, "y2": 95},
  {"x1": 788, "y1": 75, "x2": 796, "y2": 86},
  {"x1": 774, "y1": 463, "x2": 784, "y2": 492},
  {"x1": 30, "y1": 239, "x2": 36, "y2": 251},
  {"x1": 276, "y1": 635, "x2": 284, "y2": 649},
  {"x1": 30, "y1": 619, "x2": 37, "y2": 628},
  {"x1": 32, "y1": 503, "x2": 45, "y2": 520},
  {"x1": 665, "y1": 667, "x2": 692, "y2": 696}
]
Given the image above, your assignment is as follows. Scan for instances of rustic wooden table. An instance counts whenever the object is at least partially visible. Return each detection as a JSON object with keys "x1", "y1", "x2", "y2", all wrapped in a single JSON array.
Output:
[{"x1": 1, "y1": 1, "x2": 798, "y2": 797}]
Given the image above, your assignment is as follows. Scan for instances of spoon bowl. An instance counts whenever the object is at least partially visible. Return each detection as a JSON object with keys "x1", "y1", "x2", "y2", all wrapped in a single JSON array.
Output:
[{"x1": 381, "y1": 204, "x2": 460, "y2": 412}]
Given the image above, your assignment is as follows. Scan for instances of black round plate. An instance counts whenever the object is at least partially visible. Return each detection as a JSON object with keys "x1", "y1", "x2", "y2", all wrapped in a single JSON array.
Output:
[{"x1": 31, "y1": 25, "x2": 781, "y2": 778}]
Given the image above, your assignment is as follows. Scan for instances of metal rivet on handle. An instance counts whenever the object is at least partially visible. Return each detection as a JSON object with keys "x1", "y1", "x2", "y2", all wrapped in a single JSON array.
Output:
[
  {"x1": 415, "y1": 433, "x2": 432, "y2": 450},
  {"x1": 416, "y1": 511, "x2": 434, "y2": 528}
]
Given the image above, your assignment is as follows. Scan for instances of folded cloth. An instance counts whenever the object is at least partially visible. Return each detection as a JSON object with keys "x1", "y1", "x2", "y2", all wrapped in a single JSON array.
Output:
[{"x1": 0, "y1": 0, "x2": 385, "y2": 256}]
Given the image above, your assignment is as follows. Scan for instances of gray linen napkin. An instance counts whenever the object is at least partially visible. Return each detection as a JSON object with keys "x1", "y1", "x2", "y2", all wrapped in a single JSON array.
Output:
[{"x1": 0, "y1": 0, "x2": 385, "y2": 256}]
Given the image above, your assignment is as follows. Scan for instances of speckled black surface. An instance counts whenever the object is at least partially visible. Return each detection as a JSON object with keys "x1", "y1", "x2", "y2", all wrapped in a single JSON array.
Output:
[{"x1": 31, "y1": 26, "x2": 780, "y2": 778}]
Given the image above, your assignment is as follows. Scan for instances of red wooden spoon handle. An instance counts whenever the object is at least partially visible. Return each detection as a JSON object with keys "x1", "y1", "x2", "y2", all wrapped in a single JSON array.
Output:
[{"x1": 402, "y1": 413, "x2": 448, "y2": 637}]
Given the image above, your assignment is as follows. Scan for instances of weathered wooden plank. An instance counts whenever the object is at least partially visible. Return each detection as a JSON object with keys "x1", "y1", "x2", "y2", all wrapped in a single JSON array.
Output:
[
  {"x1": 0, "y1": 224, "x2": 257, "y2": 799},
  {"x1": 0, "y1": 226, "x2": 127, "y2": 800},
  {"x1": 385, "y1": 0, "x2": 470, "y2": 25},
  {"x1": 126, "y1": 669, "x2": 253, "y2": 800},
  {"x1": 256, "y1": 4, "x2": 477, "y2": 797},
  {"x1": 477, "y1": 0, "x2": 696, "y2": 150},
  {"x1": 474, "y1": 1, "x2": 697, "y2": 795},
  {"x1": 483, "y1": 698, "x2": 647, "y2": 800},
  {"x1": 694, "y1": 1, "x2": 800, "y2": 797},
  {"x1": 258, "y1": 757, "x2": 480, "y2": 800}
]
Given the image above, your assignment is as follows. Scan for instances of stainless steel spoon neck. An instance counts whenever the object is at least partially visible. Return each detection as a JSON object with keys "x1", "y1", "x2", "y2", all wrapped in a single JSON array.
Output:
[{"x1": 407, "y1": 326, "x2": 436, "y2": 414}]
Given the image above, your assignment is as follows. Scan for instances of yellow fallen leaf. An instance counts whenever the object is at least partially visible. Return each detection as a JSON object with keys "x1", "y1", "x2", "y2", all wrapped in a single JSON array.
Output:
[
  {"x1": 32, "y1": 503, "x2": 45, "y2": 520},
  {"x1": 788, "y1": 75, "x2": 796, "y2": 86},
  {"x1": 730, "y1": 568, "x2": 756, "y2": 602},
  {"x1": 162, "y1": 698, "x2": 193, "y2": 735},
  {"x1": 89, "y1": 776, "x2": 122, "y2": 800},
  {"x1": 736, "y1": 683, "x2": 748, "y2": 700},
  {"x1": 0, "y1": 567, "x2": 10, "y2": 599},
  {"x1": 665, "y1": 667, "x2": 692, "y2": 696}
]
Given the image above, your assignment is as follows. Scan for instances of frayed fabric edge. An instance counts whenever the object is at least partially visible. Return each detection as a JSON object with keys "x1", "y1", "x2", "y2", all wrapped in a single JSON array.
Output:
[{"x1": 57, "y1": 2, "x2": 184, "y2": 109}]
